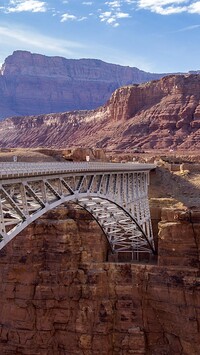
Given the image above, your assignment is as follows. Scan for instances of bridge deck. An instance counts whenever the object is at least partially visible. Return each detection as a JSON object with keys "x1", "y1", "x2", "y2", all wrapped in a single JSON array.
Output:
[{"x1": 0, "y1": 162, "x2": 156, "y2": 179}]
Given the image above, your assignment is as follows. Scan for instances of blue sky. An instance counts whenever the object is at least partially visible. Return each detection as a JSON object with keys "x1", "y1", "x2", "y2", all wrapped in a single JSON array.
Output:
[{"x1": 0, "y1": 0, "x2": 200, "y2": 73}]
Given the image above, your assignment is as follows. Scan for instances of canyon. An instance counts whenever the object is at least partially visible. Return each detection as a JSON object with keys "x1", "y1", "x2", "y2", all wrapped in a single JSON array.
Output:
[
  {"x1": 0, "y1": 53, "x2": 200, "y2": 354},
  {"x1": 0, "y1": 74, "x2": 200, "y2": 150},
  {"x1": 0, "y1": 155, "x2": 200, "y2": 354},
  {"x1": 0, "y1": 50, "x2": 164, "y2": 120}
]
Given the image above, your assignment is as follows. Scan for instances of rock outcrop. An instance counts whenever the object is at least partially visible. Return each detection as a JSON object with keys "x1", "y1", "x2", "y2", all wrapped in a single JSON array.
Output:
[
  {"x1": 0, "y1": 50, "x2": 164, "y2": 119},
  {"x1": 0, "y1": 203, "x2": 200, "y2": 354},
  {"x1": 1, "y1": 73, "x2": 200, "y2": 150}
]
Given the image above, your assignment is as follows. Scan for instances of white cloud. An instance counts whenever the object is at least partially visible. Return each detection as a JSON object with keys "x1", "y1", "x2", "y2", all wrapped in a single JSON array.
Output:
[
  {"x1": 78, "y1": 16, "x2": 88, "y2": 21},
  {"x1": 105, "y1": 1, "x2": 121, "y2": 8},
  {"x1": 107, "y1": 17, "x2": 116, "y2": 23},
  {"x1": 124, "y1": 0, "x2": 135, "y2": 3},
  {"x1": 136, "y1": 0, "x2": 200, "y2": 15},
  {"x1": 137, "y1": 0, "x2": 188, "y2": 6},
  {"x1": 150, "y1": 4, "x2": 187, "y2": 14},
  {"x1": 100, "y1": 10, "x2": 112, "y2": 19},
  {"x1": 99, "y1": 10, "x2": 120, "y2": 26},
  {"x1": 116, "y1": 11, "x2": 130, "y2": 17},
  {"x1": 61, "y1": 13, "x2": 77, "y2": 22},
  {"x1": 6, "y1": 0, "x2": 47, "y2": 13},
  {"x1": 97, "y1": 1, "x2": 200, "y2": 27},
  {"x1": 60, "y1": 13, "x2": 88, "y2": 23},
  {"x1": 188, "y1": 1, "x2": 200, "y2": 13},
  {"x1": 99, "y1": 1, "x2": 131, "y2": 26}
]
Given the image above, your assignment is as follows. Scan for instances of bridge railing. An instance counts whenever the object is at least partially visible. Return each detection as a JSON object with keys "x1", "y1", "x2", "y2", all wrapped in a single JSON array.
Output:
[{"x1": 0, "y1": 162, "x2": 155, "y2": 178}]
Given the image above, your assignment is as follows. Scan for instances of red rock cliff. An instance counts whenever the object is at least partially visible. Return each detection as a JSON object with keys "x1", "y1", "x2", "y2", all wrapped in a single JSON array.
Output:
[
  {"x1": 0, "y1": 203, "x2": 200, "y2": 354},
  {"x1": 0, "y1": 73, "x2": 200, "y2": 150}
]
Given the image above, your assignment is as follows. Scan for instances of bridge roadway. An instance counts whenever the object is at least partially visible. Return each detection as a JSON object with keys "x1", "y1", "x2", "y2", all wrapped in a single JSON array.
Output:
[{"x1": 0, "y1": 162, "x2": 156, "y2": 260}]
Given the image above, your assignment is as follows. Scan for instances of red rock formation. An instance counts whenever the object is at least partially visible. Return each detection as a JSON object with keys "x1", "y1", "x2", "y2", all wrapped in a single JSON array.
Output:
[
  {"x1": 0, "y1": 50, "x2": 164, "y2": 119},
  {"x1": 158, "y1": 208, "x2": 200, "y2": 268},
  {"x1": 0, "y1": 73, "x2": 200, "y2": 150},
  {"x1": 0, "y1": 203, "x2": 200, "y2": 354}
]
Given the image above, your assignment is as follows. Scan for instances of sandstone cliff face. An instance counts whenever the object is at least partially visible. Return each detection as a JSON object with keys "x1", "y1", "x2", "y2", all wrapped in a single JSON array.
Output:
[
  {"x1": 0, "y1": 50, "x2": 164, "y2": 119},
  {"x1": 0, "y1": 74, "x2": 200, "y2": 150},
  {"x1": 0, "y1": 203, "x2": 200, "y2": 354}
]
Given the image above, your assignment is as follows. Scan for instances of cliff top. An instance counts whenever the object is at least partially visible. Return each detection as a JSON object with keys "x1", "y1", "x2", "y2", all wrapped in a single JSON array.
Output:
[{"x1": 0, "y1": 50, "x2": 158, "y2": 78}]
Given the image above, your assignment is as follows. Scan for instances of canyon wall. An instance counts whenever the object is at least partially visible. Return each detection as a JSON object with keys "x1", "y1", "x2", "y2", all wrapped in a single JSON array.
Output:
[
  {"x1": 0, "y1": 50, "x2": 164, "y2": 119},
  {"x1": 0, "y1": 203, "x2": 200, "y2": 354},
  {"x1": 1, "y1": 74, "x2": 200, "y2": 150}
]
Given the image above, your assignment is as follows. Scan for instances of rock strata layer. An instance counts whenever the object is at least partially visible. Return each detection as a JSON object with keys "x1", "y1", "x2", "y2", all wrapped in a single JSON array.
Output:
[
  {"x1": 0, "y1": 50, "x2": 164, "y2": 119},
  {"x1": 0, "y1": 74, "x2": 200, "y2": 149},
  {"x1": 0, "y1": 204, "x2": 200, "y2": 354}
]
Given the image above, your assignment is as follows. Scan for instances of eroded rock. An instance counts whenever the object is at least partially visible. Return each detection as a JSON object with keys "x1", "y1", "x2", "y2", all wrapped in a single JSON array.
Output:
[{"x1": 0, "y1": 204, "x2": 200, "y2": 354}]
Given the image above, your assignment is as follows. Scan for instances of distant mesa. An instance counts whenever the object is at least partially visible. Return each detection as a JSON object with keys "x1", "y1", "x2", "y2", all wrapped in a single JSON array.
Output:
[{"x1": 0, "y1": 50, "x2": 165, "y2": 120}]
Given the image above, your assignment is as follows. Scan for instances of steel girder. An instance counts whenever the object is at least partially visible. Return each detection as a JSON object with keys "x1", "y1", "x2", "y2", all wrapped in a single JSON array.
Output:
[{"x1": 0, "y1": 162, "x2": 156, "y2": 258}]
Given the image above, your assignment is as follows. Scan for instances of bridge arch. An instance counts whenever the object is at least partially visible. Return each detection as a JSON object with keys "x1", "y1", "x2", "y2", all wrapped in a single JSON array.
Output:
[{"x1": 0, "y1": 162, "x2": 156, "y2": 259}]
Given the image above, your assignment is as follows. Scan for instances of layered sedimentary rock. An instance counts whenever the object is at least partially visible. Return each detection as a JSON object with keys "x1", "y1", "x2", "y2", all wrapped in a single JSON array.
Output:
[
  {"x1": 0, "y1": 203, "x2": 200, "y2": 354},
  {"x1": 0, "y1": 50, "x2": 164, "y2": 119},
  {"x1": 1, "y1": 74, "x2": 200, "y2": 149}
]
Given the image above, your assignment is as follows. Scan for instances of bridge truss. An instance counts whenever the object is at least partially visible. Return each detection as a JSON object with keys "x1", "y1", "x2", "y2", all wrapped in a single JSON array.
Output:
[{"x1": 0, "y1": 162, "x2": 156, "y2": 259}]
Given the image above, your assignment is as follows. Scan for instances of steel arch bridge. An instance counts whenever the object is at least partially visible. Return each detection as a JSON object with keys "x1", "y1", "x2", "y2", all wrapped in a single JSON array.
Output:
[{"x1": 0, "y1": 162, "x2": 156, "y2": 259}]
